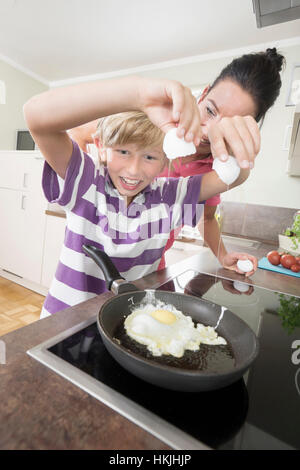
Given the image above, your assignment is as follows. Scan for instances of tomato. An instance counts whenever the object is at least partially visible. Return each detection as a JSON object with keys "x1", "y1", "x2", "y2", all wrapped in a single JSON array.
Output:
[
  {"x1": 280, "y1": 254, "x2": 296, "y2": 269},
  {"x1": 295, "y1": 256, "x2": 300, "y2": 265},
  {"x1": 291, "y1": 264, "x2": 300, "y2": 273},
  {"x1": 267, "y1": 250, "x2": 280, "y2": 265}
]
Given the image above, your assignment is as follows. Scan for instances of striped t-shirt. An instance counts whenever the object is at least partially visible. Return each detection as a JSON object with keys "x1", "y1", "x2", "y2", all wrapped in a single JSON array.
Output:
[{"x1": 41, "y1": 141, "x2": 204, "y2": 317}]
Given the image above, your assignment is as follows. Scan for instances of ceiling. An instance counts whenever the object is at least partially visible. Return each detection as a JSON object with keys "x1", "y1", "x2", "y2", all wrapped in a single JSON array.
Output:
[{"x1": 0, "y1": 0, "x2": 300, "y2": 86}]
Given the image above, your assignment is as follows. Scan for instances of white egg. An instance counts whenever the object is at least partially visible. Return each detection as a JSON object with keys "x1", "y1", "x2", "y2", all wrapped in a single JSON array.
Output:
[
  {"x1": 124, "y1": 302, "x2": 226, "y2": 358},
  {"x1": 233, "y1": 280, "x2": 250, "y2": 293},
  {"x1": 212, "y1": 156, "x2": 240, "y2": 185},
  {"x1": 237, "y1": 259, "x2": 254, "y2": 273},
  {"x1": 163, "y1": 128, "x2": 196, "y2": 160}
]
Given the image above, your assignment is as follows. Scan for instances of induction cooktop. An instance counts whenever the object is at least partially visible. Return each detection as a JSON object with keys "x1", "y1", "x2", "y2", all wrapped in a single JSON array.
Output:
[{"x1": 27, "y1": 270, "x2": 300, "y2": 450}]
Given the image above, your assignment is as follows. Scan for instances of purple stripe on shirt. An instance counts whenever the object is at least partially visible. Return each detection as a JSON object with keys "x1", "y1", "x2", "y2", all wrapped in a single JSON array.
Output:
[
  {"x1": 43, "y1": 292, "x2": 71, "y2": 314},
  {"x1": 55, "y1": 262, "x2": 106, "y2": 294}
]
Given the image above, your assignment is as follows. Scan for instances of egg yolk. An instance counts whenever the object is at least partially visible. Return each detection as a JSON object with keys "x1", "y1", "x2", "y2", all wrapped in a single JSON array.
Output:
[{"x1": 150, "y1": 309, "x2": 176, "y2": 325}]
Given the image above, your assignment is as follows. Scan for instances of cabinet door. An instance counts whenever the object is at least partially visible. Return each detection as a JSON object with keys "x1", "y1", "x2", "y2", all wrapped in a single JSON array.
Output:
[
  {"x1": 0, "y1": 156, "x2": 47, "y2": 283},
  {"x1": 41, "y1": 215, "x2": 66, "y2": 288},
  {"x1": 0, "y1": 153, "x2": 27, "y2": 190},
  {"x1": 21, "y1": 157, "x2": 47, "y2": 284},
  {"x1": 0, "y1": 188, "x2": 26, "y2": 276}
]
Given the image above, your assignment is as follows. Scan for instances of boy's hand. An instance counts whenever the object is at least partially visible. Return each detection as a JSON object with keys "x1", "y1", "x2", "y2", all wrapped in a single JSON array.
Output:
[
  {"x1": 137, "y1": 77, "x2": 202, "y2": 147},
  {"x1": 208, "y1": 115, "x2": 261, "y2": 170}
]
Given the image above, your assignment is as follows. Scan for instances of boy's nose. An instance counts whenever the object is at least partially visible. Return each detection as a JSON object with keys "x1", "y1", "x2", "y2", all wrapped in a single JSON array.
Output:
[{"x1": 127, "y1": 157, "x2": 141, "y2": 176}]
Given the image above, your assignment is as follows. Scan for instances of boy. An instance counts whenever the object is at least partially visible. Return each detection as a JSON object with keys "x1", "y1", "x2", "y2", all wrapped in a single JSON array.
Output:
[{"x1": 24, "y1": 76, "x2": 259, "y2": 317}]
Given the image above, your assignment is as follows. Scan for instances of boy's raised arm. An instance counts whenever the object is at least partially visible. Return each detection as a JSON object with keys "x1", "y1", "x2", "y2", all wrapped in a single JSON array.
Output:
[
  {"x1": 199, "y1": 166, "x2": 250, "y2": 202},
  {"x1": 23, "y1": 77, "x2": 140, "y2": 178},
  {"x1": 23, "y1": 76, "x2": 202, "y2": 179}
]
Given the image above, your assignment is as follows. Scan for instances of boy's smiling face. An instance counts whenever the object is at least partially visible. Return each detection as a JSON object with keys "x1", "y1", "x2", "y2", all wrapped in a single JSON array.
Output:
[{"x1": 103, "y1": 143, "x2": 166, "y2": 205}]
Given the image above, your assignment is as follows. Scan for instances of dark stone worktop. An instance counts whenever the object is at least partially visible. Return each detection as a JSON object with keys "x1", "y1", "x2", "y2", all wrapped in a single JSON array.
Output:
[{"x1": 0, "y1": 240, "x2": 299, "y2": 450}]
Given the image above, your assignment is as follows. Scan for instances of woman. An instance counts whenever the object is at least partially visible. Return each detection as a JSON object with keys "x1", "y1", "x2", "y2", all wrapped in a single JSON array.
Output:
[{"x1": 159, "y1": 47, "x2": 285, "y2": 279}]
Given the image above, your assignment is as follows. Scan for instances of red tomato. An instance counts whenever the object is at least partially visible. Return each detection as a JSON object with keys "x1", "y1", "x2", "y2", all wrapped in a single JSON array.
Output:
[
  {"x1": 291, "y1": 264, "x2": 300, "y2": 273},
  {"x1": 280, "y1": 254, "x2": 296, "y2": 269},
  {"x1": 295, "y1": 256, "x2": 300, "y2": 265},
  {"x1": 267, "y1": 250, "x2": 280, "y2": 265}
]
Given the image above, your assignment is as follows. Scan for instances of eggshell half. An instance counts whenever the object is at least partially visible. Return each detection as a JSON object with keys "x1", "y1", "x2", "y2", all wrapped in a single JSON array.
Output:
[
  {"x1": 163, "y1": 128, "x2": 196, "y2": 160},
  {"x1": 212, "y1": 156, "x2": 240, "y2": 185}
]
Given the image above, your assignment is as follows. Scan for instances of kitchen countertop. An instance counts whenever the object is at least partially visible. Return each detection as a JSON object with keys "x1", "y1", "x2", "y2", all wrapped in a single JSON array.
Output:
[{"x1": 0, "y1": 240, "x2": 299, "y2": 450}]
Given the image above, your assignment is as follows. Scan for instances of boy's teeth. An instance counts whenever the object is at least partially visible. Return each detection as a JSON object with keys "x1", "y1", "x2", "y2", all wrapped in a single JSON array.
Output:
[{"x1": 122, "y1": 177, "x2": 140, "y2": 185}]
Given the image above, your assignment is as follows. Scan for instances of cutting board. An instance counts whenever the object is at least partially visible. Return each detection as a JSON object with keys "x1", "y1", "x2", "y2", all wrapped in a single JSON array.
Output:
[{"x1": 258, "y1": 257, "x2": 300, "y2": 278}]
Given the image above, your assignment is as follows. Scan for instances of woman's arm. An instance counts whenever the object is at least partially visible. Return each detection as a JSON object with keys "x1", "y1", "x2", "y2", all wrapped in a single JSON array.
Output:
[
  {"x1": 198, "y1": 205, "x2": 258, "y2": 276},
  {"x1": 68, "y1": 120, "x2": 98, "y2": 152},
  {"x1": 198, "y1": 205, "x2": 228, "y2": 262}
]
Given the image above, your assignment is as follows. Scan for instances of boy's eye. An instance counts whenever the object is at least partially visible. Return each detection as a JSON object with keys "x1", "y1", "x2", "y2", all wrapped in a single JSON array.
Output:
[
  {"x1": 144, "y1": 155, "x2": 156, "y2": 161},
  {"x1": 117, "y1": 149, "x2": 129, "y2": 155}
]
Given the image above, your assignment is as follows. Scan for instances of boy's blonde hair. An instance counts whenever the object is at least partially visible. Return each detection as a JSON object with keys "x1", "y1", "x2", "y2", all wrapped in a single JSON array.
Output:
[{"x1": 93, "y1": 111, "x2": 165, "y2": 150}]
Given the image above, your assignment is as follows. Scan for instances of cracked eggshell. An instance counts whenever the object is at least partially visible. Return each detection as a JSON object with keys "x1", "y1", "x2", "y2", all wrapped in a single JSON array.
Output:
[
  {"x1": 237, "y1": 259, "x2": 254, "y2": 273},
  {"x1": 212, "y1": 156, "x2": 240, "y2": 185},
  {"x1": 163, "y1": 128, "x2": 196, "y2": 160}
]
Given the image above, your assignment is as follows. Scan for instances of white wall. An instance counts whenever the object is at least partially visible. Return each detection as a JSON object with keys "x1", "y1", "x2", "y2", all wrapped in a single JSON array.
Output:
[{"x1": 0, "y1": 60, "x2": 48, "y2": 150}]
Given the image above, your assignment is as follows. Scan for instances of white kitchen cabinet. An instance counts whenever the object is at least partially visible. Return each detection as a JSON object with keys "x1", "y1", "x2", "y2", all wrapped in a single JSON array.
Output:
[
  {"x1": 41, "y1": 214, "x2": 66, "y2": 289},
  {"x1": 21, "y1": 157, "x2": 47, "y2": 283},
  {"x1": 0, "y1": 151, "x2": 47, "y2": 285},
  {"x1": 0, "y1": 188, "x2": 26, "y2": 276}
]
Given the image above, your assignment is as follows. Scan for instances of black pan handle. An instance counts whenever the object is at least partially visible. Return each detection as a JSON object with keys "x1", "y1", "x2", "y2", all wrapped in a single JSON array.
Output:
[{"x1": 82, "y1": 244, "x2": 138, "y2": 294}]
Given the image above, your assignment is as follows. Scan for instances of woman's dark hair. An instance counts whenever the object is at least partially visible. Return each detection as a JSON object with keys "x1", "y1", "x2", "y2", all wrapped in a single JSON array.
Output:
[{"x1": 209, "y1": 48, "x2": 285, "y2": 123}]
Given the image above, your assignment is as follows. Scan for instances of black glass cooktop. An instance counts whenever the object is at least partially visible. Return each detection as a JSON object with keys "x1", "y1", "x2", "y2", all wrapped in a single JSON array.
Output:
[{"x1": 43, "y1": 271, "x2": 300, "y2": 450}]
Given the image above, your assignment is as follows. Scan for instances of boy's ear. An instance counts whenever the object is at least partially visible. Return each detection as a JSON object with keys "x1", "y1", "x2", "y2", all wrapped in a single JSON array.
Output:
[
  {"x1": 94, "y1": 137, "x2": 107, "y2": 164},
  {"x1": 93, "y1": 136, "x2": 101, "y2": 149}
]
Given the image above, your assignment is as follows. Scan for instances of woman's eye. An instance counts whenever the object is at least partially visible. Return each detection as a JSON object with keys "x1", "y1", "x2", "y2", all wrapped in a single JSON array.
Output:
[{"x1": 206, "y1": 107, "x2": 216, "y2": 117}]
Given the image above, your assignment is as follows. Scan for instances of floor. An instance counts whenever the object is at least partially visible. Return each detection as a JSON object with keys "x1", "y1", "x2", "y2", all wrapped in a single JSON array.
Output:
[
  {"x1": 0, "y1": 241, "x2": 202, "y2": 337},
  {"x1": 0, "y1": 277, "x2": 45, "y2": 336}
]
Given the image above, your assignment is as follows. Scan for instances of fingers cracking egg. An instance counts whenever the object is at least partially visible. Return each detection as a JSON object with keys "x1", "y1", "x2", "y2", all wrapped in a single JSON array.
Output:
[
  {"x1": 163, "y1": 128, "x2": 196, "y2": 160},
  {"x1": 124, "y1": 303, "x2": 226, "y2": 358}
]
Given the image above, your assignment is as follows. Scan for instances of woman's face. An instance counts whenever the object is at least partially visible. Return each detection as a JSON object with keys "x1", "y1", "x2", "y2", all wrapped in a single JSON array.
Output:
[{"x1": 197, "y1": 79, "x2": 257, "y2": 155}]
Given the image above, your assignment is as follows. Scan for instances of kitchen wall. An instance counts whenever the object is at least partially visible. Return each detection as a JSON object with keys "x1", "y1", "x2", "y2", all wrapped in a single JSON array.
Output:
[
  {"x1": 0, "y1": 59, "x2": 48, "y2": 150},
  {"x1": 134, "y1": 42, "x2": 300, "y2": 210}
]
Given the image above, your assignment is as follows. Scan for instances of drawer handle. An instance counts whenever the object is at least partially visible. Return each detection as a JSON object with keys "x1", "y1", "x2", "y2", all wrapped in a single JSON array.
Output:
[
  {"x1": 23, "y1": 173, "x2": 29, "y2": 188},
  {"x1": 21, "y1": 195, "x2": 26, "y2": 210}
]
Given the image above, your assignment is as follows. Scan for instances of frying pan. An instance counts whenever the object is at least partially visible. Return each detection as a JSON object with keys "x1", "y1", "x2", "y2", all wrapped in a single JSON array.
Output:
[{"x1": 83, "y1": 244, "x2": 259, "y2": 392}]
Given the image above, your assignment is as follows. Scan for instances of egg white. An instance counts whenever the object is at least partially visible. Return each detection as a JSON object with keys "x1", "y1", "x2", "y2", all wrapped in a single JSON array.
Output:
[{"x1": 124, "y1": 302, "x2": 226, "y2": 358}]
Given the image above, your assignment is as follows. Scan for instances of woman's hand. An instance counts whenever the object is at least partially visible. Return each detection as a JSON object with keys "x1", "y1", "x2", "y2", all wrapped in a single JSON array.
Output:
[
  {"x1": 221, "y1": 252, "x2": 258, "y2": 277},
  {"x1": 137, "y1": 77, "x2": 202, "y2": 147},
  {"x1": 208, "y1": 115, "x2": 261, "y2": 170}
]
